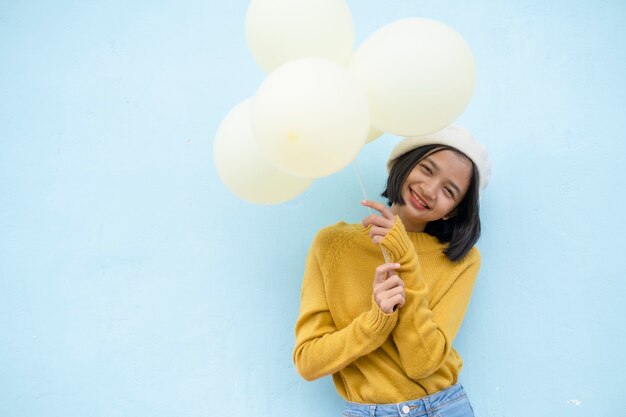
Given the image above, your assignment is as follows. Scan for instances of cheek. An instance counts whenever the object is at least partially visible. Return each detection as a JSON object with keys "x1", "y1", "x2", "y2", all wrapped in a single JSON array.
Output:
[{"x1": 441, "y1": 199, "x2": 460, "y2": 216}]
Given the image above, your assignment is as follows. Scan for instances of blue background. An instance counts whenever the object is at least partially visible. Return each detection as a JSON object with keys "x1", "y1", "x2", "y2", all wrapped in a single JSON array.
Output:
[{"x1": 2, "y1": 1, "x2": 625, "y2": 416}]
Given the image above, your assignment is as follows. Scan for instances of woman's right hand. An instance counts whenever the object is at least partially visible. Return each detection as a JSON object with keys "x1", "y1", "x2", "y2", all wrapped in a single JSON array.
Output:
[
  {"x1": 373, "y1": 263, "x2": 406, "y2": 313},
  {"x1": 361, "y1": 200, "x2": 397, "y2": 245}
]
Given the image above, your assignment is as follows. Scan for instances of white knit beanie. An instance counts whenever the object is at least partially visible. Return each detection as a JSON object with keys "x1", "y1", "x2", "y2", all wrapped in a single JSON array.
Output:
[{"x1": 386, "y1": 125, "x2": 491, "y2": 191}]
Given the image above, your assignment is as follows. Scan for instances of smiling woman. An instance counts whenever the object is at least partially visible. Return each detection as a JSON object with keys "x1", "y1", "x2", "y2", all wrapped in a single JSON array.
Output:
[
  {"x1": 386, "y1": 147, "x2": 473, "y2": 228},
  {"x1": 293, "y1": 126, "x2": 491, "y2": 417},
  {"x1": 382, "y1": 144, "x2": 481, "y2": 262}
]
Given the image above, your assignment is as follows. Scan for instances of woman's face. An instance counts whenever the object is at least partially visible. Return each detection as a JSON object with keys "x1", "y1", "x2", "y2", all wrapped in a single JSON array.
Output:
[{"x1": 392, "y1": 149, "x2": 473, "y2": 232}]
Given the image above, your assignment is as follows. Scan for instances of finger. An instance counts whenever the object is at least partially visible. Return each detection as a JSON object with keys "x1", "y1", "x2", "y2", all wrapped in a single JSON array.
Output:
[
  {"x1": 376, "y1": 287, "x2": 405, "y2": 304},
  {"x1": 380, "y1": 285, "x2": 405, "y2": 300},
  {"x1": 375, "y1": 275, "x2": 404, "y2": 292},
  {"x1": 391, "y1": 294, "x2": 406, "y2": 311},
  {"x1": 374, "y1": 263, "x2": 400, "y2": 282},
  {"x1": 373, "y1": 281, "x2": 405, "y2": 300},
  {"x1": 380, "y1": 301, "x2": 393, "y2": 314},
  {"x1": 369, "y1": 214, "x2": 394, "y2": 228},
  {"x1": 384, "y1": 275, "x2": 405, "y2": 289},
  {"x1": 374, "y1": 263, "x2": 401, "y2": 284},
  {"x1": 362, "y1": 214, "x2": 394, "y2": 229},
  {"x1": 369, "y1": 226, "x2": 390, "y2": 239},
  {"x1": 361, "y1": 200, "x2": 396, "y2": 221},
  {"x1": 389, "y1": 294, "x2": 405, "y2": 309},
  {"x1": 381, "y1": 294, "x2": 405, "y2": 313}
]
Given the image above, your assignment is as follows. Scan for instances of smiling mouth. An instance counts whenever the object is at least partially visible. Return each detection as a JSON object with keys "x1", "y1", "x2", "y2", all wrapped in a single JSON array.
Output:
[{"x1": 410, "y1": 189, "x2": 429, "y2": 209}]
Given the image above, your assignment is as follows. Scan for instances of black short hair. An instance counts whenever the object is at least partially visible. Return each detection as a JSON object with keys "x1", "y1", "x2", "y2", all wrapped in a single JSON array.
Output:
[{"x1": 382, "y1": 145, "x2": 481, "y2": 262}]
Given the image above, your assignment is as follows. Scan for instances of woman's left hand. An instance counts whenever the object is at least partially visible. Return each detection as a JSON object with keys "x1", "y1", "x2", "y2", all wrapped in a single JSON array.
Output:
[{"x1": 361, "y1": 200, "x2": 397, "y2": 245}]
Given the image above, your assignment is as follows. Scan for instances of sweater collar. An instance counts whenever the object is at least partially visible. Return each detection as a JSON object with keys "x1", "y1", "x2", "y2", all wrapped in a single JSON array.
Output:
[{"x1": 405, "y1": 231, "x2": 448, "y2": 254}]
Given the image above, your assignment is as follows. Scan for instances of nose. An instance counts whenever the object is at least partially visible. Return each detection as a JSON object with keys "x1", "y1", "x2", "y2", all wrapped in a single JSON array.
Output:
[{"x1": 421, "y1": 181, "x2": 437, "y2": 200}]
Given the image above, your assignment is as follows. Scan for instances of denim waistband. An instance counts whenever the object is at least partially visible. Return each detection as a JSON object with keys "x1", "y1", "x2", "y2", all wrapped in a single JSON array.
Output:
[{"x1": 342, "y1": 384, "x2": 468, "y2": 417}]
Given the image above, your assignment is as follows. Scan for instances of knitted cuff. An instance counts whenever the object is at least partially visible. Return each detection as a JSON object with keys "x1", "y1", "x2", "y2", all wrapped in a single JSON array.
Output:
[
  {"x1": 380, "y1": 216, "x2": 413, "y2": 261},
  {"x1": 365, "y1": 296, "x2": 398, "y2": 336}
]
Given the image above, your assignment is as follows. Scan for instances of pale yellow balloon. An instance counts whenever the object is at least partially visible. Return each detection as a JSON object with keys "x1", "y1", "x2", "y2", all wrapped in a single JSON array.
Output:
[
  {"x1": 350, "y1": 18, "x2": 476, "y2": 136},
  {"x1": 366, "y1": 126, "x2": 383, "y2": 143},
  {"x1": 251, "y1": 58, "x2": 370, "y2": 179},
  {"x1": 245, "y1": 0, "x2": 354, "y2": 73},
  {"x1": 213, "y1": 98, "x2": 313, "y2": 205}
]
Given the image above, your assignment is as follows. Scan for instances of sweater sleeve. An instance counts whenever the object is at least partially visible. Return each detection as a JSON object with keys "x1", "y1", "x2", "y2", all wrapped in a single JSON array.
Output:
[
  {"x1": 293, "y1": 230, "x2": 398, "y2": 381},
  {"x1": 380, "y1": 219, "x2": 481, "y2": 380}
]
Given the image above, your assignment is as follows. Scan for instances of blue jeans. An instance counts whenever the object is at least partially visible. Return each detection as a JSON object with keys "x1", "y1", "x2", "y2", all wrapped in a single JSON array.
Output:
[{"x1": 342, "y1": 384, "x2": 475, "y2": 417}]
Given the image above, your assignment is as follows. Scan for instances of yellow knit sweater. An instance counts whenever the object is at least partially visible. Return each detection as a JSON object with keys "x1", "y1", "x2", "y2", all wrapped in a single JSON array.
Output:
[{"x1": 293, "y1": 218, "x2": 480, "y2": 403}]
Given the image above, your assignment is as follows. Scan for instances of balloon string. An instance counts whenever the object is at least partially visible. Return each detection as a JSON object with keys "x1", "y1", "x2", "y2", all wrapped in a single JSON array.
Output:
[{"x1": 353, "y1": 160, "x2": 392, "y2": 264}]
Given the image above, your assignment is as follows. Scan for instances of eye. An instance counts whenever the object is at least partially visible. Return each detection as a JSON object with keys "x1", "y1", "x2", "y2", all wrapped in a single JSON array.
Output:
[
  {"x1": 443, "y1": 187, "x2": 455, "y2": 199},
  {"x1": 419, "y1": 164, "x2": 432, "y2": 175}
]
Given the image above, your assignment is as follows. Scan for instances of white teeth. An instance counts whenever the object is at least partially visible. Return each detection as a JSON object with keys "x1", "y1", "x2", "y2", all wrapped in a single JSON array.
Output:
[{"x1": 410, "y1": 190, "x2": 428, "y2": 208}]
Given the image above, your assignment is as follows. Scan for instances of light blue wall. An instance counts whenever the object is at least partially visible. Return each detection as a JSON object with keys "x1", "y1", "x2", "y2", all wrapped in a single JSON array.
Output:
[{"x1": 1, "y1": 1, "x2": 625, "y2": 416}]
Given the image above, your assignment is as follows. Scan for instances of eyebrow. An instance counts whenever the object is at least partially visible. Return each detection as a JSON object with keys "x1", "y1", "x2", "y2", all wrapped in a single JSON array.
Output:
[{"x1": 423, "y1": 157, "x2": 462, "y2": 196}]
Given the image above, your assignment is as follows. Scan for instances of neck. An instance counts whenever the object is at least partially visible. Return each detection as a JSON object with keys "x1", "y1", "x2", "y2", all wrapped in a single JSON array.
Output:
[{"x1": 391, "y1": 203, "x2": 427, "y2": 233}]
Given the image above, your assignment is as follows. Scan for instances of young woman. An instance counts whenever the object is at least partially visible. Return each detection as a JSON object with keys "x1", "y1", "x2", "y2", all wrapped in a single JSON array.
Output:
[{"x1": 293, "y1": 126, "x2": 491, "y2": 417}]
